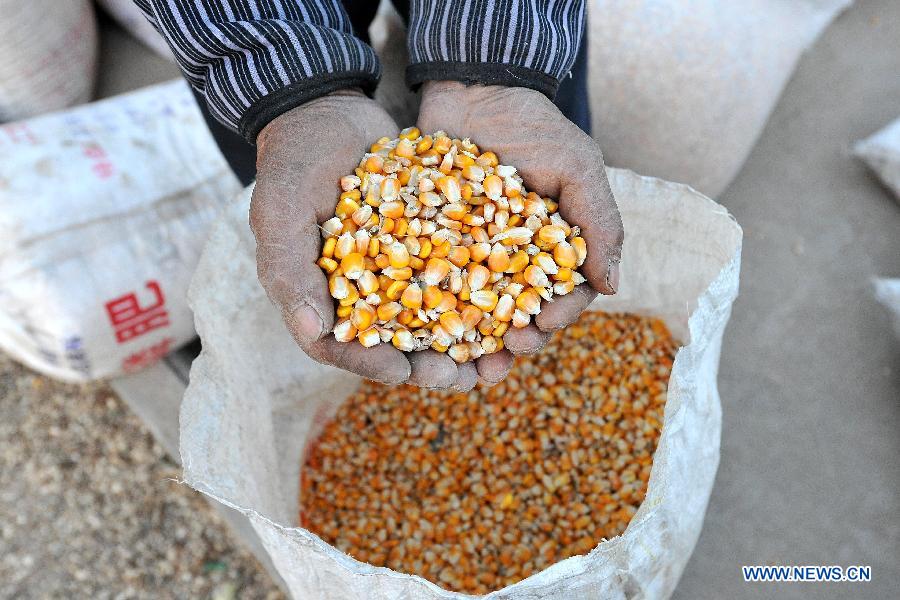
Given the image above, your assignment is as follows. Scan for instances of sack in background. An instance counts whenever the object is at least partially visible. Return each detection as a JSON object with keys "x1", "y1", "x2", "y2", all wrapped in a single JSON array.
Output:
[
  {"x1": 0, "y1": 80, "x2": 241, "y2": 382},
  {"x1": 874, "y1": 279, "x2": 900, "y2": 341},
  {"x1": 96, "y1": 0, "x2": 175, "y2": 61},
  {"x1": 854, "y1": 116, "x2": 900, "y2": 204},
  {"x1": 179, "y1": 169, "x2": 743, "y2": 599},
  {"x1": 587, "y1": 0, "x2": 852, "y2": 197},
  {"x1": 0, "y1": 0, "x2": 98, "y2": 121}
]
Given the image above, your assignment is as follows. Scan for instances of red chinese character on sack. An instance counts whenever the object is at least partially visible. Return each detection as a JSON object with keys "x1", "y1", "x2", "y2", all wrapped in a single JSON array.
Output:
[
  {"x1": 105, "y1": 281, "x2": 170, "y2": 343},
  {"x1": 121, "y1": 336, "x2": 174, "y2": 373},
  {"x1": 83, "y1": 142, "x2": 115, "y2": 180}
]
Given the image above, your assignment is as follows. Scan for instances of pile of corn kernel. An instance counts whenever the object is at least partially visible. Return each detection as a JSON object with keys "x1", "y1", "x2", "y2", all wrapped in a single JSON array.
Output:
[
  {"x1": 300, "y1": 311, "x2": 677, "y2": 594},
  {"x1": 317, "y1": 128, "x2": 588, "y2": 362}
]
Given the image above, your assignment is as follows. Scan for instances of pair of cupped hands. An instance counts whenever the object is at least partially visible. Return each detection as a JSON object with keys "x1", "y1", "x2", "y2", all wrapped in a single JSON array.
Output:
[{"x1": 250, "y1": 81, "x2": 624, "y2": 391}]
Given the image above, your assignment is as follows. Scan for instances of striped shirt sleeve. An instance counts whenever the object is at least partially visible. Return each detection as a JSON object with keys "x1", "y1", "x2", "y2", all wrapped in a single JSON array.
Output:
[
  {"x1": 406, "y1": 0, "x2": 585, "y2": 99},
  {"x1": 133, "y1": 0, "x2": 381, "y2": 142}
]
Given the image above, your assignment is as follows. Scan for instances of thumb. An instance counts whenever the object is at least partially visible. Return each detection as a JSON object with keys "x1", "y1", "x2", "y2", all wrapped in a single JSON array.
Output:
[{"x1": 250, "y1": 182, "x2": 335, "y2": 346}]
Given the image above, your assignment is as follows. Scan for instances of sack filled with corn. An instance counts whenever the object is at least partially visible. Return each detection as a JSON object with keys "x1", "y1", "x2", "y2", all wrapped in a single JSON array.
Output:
[{"x1": 180, "y1": 168, "x2": 742, "y2": 599}]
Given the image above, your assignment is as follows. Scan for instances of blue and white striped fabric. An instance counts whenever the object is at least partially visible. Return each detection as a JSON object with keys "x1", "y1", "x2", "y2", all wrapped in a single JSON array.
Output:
[{"x1": 134, "y1": 0, "x2": 584, "y2": 142}]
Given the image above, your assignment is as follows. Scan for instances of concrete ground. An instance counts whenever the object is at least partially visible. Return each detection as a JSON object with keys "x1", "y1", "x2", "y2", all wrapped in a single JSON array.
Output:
[{"x1": 2, "y1": 1, "x2": 898, "y2": 598}]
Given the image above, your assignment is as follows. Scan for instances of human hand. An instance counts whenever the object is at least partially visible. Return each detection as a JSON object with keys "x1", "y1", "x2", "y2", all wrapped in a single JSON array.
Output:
[
  {"x1": 417, "y1": 81, "x2": 624, "y2": 368},
  {"x1": 251, "y1": 90, "x2": 414, "y2": 385}
]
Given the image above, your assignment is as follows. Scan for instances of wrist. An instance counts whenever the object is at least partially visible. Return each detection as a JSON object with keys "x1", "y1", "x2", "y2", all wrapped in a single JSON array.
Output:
[
  {"x1": 409, "y1": 62, "x2": 560, "y2": 100},
  {"x1": 257, "y1": 87, "x2": 367, "y2": 150}
]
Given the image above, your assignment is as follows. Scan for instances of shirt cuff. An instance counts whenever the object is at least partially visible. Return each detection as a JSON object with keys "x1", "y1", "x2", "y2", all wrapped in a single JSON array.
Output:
[{"x1": 406, "y1": 62, "x2": 561, "y2": 100}]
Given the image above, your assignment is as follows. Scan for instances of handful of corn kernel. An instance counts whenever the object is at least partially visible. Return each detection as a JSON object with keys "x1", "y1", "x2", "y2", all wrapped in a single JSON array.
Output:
[{"x1": 317, "y1": 128, "x2": 588, "y2": 363}]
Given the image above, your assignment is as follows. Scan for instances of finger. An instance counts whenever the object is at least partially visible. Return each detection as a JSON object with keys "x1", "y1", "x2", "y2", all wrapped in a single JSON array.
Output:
[
  {"x1": 302, "y1": 336, "x2": 411, "y2": 385},
  {"x1": 503, "y1": 324, "x2": 552, "y2": 356},
  {"x1": 407, "y1": 350, "x2": 459, "y2": 389},
  {"x1": 475, "y1": 349, "x2": 514, "y2": 385},
  {"x1": 453, "y1": 361, "x2": 478, "y2": 392},
  {"x1": 558, "y1": 161, "x2": 624, "y2": 295},
  {"x1": 250, "y1": 186, "x2": 335, "y2": 346},
  {"x1": 535, "y1": 284, "x2": 597, "y2": 332}
]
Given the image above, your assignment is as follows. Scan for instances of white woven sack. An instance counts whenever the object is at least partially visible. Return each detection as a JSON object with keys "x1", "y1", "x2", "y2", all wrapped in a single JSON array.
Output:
[
  {"x1": 0, "y1": 80, "x2": 241, "y2": 382},
  {"x1": 0, "y1": 0, "x2": 98, "y2": 121},
  {"x1": 854, "y1": 117, "x2": 900, "y2": 204},
  {"x1": 180, "y1": 169, "x2": 742, "y2": 599},
  {"x1": 96, "y1": 0, "x2": 175, "y2": 61},
  {"x1": 587, "y1": 0, "x2": 852, "y2": 197},
  {"x1": 368, "y1": 0, "x2": 851, "y2": 198}
]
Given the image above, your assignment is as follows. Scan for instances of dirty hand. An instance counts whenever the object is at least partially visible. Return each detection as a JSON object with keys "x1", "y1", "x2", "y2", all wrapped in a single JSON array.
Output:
[
  {"x1": 251, "y1": 90, "x2": 416, "y2": 385},
  {"x1": 417, "y1": 81, "x2": 624, "y2": 371}
]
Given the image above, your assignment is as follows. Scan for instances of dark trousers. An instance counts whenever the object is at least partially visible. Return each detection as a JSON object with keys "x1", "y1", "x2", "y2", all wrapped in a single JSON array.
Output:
[{"x1": 193, "y1": 1, "x2": 591, "y2": 187}]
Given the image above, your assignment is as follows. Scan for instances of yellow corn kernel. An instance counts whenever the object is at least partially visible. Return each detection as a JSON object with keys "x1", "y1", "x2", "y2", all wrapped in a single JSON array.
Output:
[
  {"x1": 488, "y1": 243, "x2": 510, "y2": 273},
  {"x1": 553, "y1": 241, "x2": 578, "y2": 269},
  {"x1": 335, "y1": 197, "x2": 360, "y2": 220},
  {"x1": 458, "y1": 283, "x2": 471, "y2": 302},
  {"x1": 506, "y1": 250, "x2": 529, "y2": 273},
  {"x1": 477, "y1": 317, "x2": 494, "y2": 336},
  {"x1": 462, "y1": 164, "x2": 485, "y2": 183},
  {"x1": 538, "y1": 225, "x2": 566, "y2": 246},
  {"x1": 397, "y1": 168, "x2": 411, "y2": 186},
  {"x1": 442, "y1": 202, "x2": 467, "y2": 221},
  {"x1": 378, "y1": 274, "x2": 393, "y2": 290},
  {"x1": 470, "y1": 290, "x2": 499, "y2": 312},
  {"x1": 336, "y1": 304, "x2": 353, "y2": 318},
  {"x1": 322, "y1": 216, "x2": 343, "y2": 238},
  {"x1": 377, "y1": 301, "x2": 403, "y2": 322},
  {"x1": 358, "y1": 327, "x2": 381, "y2": 347},
  {"x1": 418, "y1": 238, "x2": 433, "y2": 259},
  {"x1": 554, "y1": 267, "x2": 573, "y2": 282},
  {"x1": 340, "y1": 253, "x2": 365, "y2": 280},
  {"x1": 476, "y1": 151, "x2": 498, "y2": 168},
  {"x1": 351, "y1": 302, "x2": 376, "y2": 331},
  {"x1": 408, "y1": 317, "x2": 426, "y2": 328},
  {"x1": 334, "y1": 233, "x2": 355, "y2": 260},
  {"x1": 430, "y1": 341, "x2": 449, "y2": 352},
  {"x1": 483, "y1": 175, "x2": 503, "y2": 201},
  {"x1": 460, "y1": 305, "x2": 483, "y2": 330},
  {"x1": 461, "y1": 183, "x2": 473, "y2": 202},
  {"x1": 437, "y1": 291, "x2": 458, "y2": 313},
  {"x1": 423, "y1": 285, "x2": 444, "y2": 309},
  {"x1": 339, "y1": 189, "x2": 361, "y2": 203},
  {"x1": 493, "y1": 322, "x2": 509, "y2": 337},
  {"x1": 381, "y1": 178, "x2": 401, "y2": 201},
  {"x1": 357, "y1": 270, "x2": 379, "y2": 296},
  {"x1": 532, "y1": 252, "x2": 559, "y2": 275},
  {"x1": 467, "y1": 264, "x2": 490, "y2": 291},
  {"x1": 378, "y1": 217, "x2": 395, "y2": 235},
  {"x1": 571, "y1": 236, "x2": 588, "y2": 266},
  {"x1": 386, "y1": 241, "x2": 411, "y2": 268},
  {"x1": 374, "y1": 253, "x2": 390, "y2": 269},
  {"x1": 438, "y1": 152, "x2": 454, "y2": 175},
  {"x1": 433, "y1": 135, "x2": 452, "y2": 154},
  {"x1": 317, "y1": 256, "x2": 338, "y2": 274},
  {"x1": 329, "y1": 275, "x2": 351, "y2": 300},
  {"x1": 447, "y1": 245, "x2": 471, "y2": 268},
  {"x1": 351, "y1": 205, "x2": 372, "y2": 227},
  {"x1": 416, "y1": 135, "x2": 433, "y2": 154},
  {"x1": 448, "y1": 343, "x2": 470, "y2": 363},
  {"x1": 379, "y1": 201, "x2": 404, "y2": 219},
  {"x1": 395, "y1": 138, "x2": 415, "y2": 159},
  {"x1": 525, "y1": 265, "x2": 550, "y2": 288},
  {"x1": 394, "y1": 217, "x2": 409, "y2": 237},
  {"x1": 367, "y1": 238, "x2": 380, "y2": 258},
  {"x1": 480, "y1": 335, "x2": 500, "y2": 354},
  {"x1": 400, "y1": 283, "x2": 423, "y2": 310},
  {"x1": 392, "y1": 329, "x2": 416, "y2": 352},
  {"x1": 422, "y1": 258, "x2": 451, "y2": 286},
  {"x1": 511, "y1": 271, "x2": 527, "y2": 286},
  {"x1": 333, "y1": 319, "x2": 357, "y2": 343},
  {"x1": 512, "y1": 309, "x2": 531, "y2": 329},
  {"x1": 554, "y1": 280, "x2": 576, "y2": 295},
  {"x1": 364, "y1": 155, "x2": 383, "y2": 173},
  {"x1": 397, "y1": 309, "x2": 414, "y2": 326},
  {"x1": 469, "y1": 242, "x2": 491, "y2": 263},
  {"x1": 383, "y1": 266, "x2": 413, "y2": 281},
  {"x1": 386, "y1": 280, "x2": 409, "y2": 300},
  {"x1": 493, "y1": 294, "x2": 514, "y2": 322},
  {"x1": 409, "y1": 256, "x2": 424, "y2": 270},
  {"x1": 516, "y1": 289, "x2": 541, "y2": 316},
  {"x1": 437, "y1": 176, "x2": 461, "y2": 204}
]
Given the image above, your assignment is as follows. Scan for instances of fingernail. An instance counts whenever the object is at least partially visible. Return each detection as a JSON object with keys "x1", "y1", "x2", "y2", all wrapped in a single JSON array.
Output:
[
  {"x1": 605, "y1": 260, "x2": 620, "y2": 294},
  {"x1": 291, "y1": 304, "x2": 324, "y2": 343}
]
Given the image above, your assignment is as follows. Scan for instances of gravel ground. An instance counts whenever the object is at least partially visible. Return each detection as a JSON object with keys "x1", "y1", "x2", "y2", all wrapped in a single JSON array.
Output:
[{"x1": 0, "y1": 353, "x2": 284, "y2": 599}]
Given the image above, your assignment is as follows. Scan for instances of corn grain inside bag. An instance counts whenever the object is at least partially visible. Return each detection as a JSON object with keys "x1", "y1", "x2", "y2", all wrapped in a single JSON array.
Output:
[{"x1": 181, "y1": 168, "x2": 742, "y2": 599}]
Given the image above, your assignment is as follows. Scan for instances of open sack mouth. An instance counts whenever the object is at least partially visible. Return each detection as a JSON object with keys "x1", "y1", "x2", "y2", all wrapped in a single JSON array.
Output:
[
  {"x1": 181, "y1": 168, "x2": 742, "y2": 599},
  {"x1": 298, "y1": 310, "x2": 678, "y2": 595}
]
